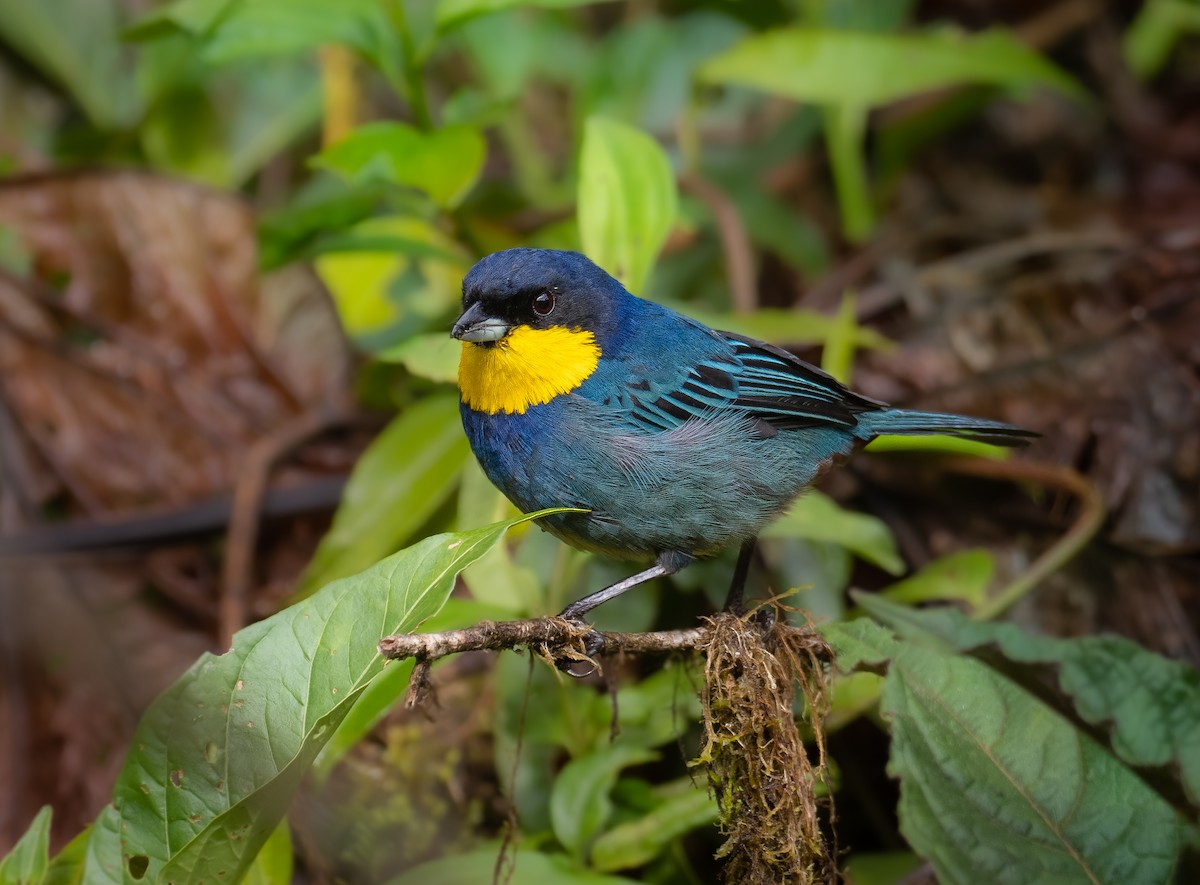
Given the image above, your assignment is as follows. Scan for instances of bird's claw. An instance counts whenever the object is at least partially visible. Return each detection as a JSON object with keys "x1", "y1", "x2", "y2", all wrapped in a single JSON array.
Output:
[{"x1": 552, "y1": 617, "x2": 604, "y2": 677}]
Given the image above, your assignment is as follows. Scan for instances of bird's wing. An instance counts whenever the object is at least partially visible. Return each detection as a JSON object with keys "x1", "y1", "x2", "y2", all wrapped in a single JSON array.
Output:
[
  {"x1": 618, "y1": 329, "x2": 880, "y2": 434},
  {"x1": 723, "y1": 332, "x2": 880, "y2": 429}
]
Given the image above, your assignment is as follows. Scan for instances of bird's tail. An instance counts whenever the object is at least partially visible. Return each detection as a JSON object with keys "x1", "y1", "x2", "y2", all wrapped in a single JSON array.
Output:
[{"x1": 860, "y1": 409, "x2": 1037, "y2": 446}]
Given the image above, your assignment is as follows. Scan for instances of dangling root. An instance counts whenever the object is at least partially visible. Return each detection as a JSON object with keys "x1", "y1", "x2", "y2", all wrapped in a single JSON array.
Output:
[{"x1": 695, "y1": 609, "x2": 835, "y2": 885}]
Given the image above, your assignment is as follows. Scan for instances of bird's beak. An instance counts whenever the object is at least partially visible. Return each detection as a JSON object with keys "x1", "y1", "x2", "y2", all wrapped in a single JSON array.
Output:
[{"x1": 452, "y1": 302, "x2": 510, "y2": 343}]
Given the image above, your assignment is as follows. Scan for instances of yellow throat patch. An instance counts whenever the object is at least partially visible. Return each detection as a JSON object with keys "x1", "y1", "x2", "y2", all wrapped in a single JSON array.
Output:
[{"x1": 458, "y1": 325, "x2": 601, "y2": 414}]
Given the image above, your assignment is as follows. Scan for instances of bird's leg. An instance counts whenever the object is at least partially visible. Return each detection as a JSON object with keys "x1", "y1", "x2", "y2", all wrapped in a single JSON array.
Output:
[
  {"x1": 559, "y1": 550, "x2": 692, "y2": 622},
  {"x1": 722, "y1": 537, "x2": 757, "y2": 615},
  {"x1": 554, "y1": 551, "x2": 692, "y2": 675}
]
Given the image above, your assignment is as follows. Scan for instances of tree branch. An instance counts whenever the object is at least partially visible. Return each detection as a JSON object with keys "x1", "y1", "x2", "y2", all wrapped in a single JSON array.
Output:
[{"x1": 379, "y1": 617, "x2": 709, "y2": 663}]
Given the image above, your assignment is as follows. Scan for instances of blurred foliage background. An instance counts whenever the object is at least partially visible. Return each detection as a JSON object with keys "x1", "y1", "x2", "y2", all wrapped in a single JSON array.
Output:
[{"x1": 1, "y1": 0, "x2": 1199, "y2": 883}]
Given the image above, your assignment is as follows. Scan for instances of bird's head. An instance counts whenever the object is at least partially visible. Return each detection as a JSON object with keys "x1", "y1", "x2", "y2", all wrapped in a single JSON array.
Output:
[
  {"x1": 452, "y1": 248, "x2": 626, "y2": 349},
  {"x1": 452, "y1": 249, "x2": 628, "y2": 415}
]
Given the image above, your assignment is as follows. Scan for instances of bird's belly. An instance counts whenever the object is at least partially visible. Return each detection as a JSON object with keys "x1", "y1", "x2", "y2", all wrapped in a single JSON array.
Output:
[{"x1": 460, "y1": 397, "x2": 854, "y2": 559}]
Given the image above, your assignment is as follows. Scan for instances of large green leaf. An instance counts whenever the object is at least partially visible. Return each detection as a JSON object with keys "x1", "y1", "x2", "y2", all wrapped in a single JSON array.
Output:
[
  {"x1": 859, "y1": 594, "x2": 1200, "y2": 811},
  {"x1": 882, "y1": 642, "x2": 1183, "y2": 884},
  {"x1": 310, "y1": 597, "x2": 515, "y2": 783},
  {"x1": 0, "y1": 806, "x2": 51, "y2": 885},
  {"x1": 80, "y1": 808, "x2": 122, "y2": 885},
  {"x1": 578, "y1": 116, "x2": 677, "y2": 295},
  {"x1": 697, "y1": 27, "x2": 1084, "y2": 109},
  {"x1": 312, "y1": 122, "x2": 487, "y2": 208},
  {"x1": 294, "y1": 395, "x2": 471, "y2": 598},
  {"x1": 822, "y1": 618, "x2": 1187, "y2": 883},
  {"x1": 80, "y1": 510, "x2": 560, "y2": 885},
  {"x1": 0, "y1": 0, "x2": 137, "y2": 128},
  {"x1": 762, "y1": 491, "x2": 905, "y2": 575}
]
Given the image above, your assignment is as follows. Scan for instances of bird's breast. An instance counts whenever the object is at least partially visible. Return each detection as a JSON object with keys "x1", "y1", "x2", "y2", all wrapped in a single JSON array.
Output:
[{"x1": 457, "y1": 325, "x2": 601, "y2": 415}]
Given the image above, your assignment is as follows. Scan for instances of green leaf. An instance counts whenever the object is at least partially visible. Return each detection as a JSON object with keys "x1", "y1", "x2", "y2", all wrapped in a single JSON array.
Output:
[
  {"x1": 0, "y1": 806, "x2": 51, "y2": 885},
  {"x1": 435, "y1": 0, "x2": 607, "y2": 34},
  {"x1": 551, "y1": 745, "x2": 658, "y2": 858},
  {"x1": 197, "y1": 0, "x2": 401, "y2": 74},
  {"x1": 241, "y1": 821, "x2": 291, "y2": 885},
  {"x1": 864, "y1": 434, "x2": 1014, "y2": 458},
  {"x1": 80, "y1": 808, "x2": 121, "y2": 885},
  {"x1": 0, "y1": 0, "x2": 138, "y2": 128},
  {"x1": 820, "y1": 290, "x2": 859, "y2": 383},
  {"x1": 81, "y1": 510, "x2": 560, "y2": 885},
  {"x1": 586, "y1": 666, "x2": 703, "y2": 752},
  {"x1": 456, "y1": 459, "x2": 539, "y2": 613},
  {"x1": 826, "y1": 670, "x2": 885, "y2": 732},
  {"x1": 820, "y1": 617, "x2": 903, "y2": 672},
  {"x1": 882, "y1": 641, "x2": 1184, "y2": 884},
  {"x1": 859, "y1": 595, "x2": 1200, "y2": 811},
  {"x1": 43, "y1": 827, "x2": 90, "y2": 885},
  {"x1": 578, "y1": 116, "x2": 677, "y2": 295},
  {"x1": 590, "y1": 783, "x2": 718, "y2": 872},
  {"x1": 377, "y1": 332, "x2": 461, "y2": 384},
  {"x1": 313, "y1": 215, "x2": 469, "y2": 341},
  {"x1": 762, "y1": 491, "x2": 905, "y2": 574},
  {"x1": 224, "y1": 60, "x2": 323, "y2": 187},
  {"x1": 123, "y1": 0, "x2": 236, "y2": 41},
  {"x1": 878, "y1": 549, "x2": 994, "y2": 608},
  {"x1": 256, "y1": 183, "x2": 380, "y2": 271},
  {"x1": 1124, "y1": 0, "x2": 1200, "y2": 80},
  {"x1": 312, "y1": 122, "x2": 487, "y2": 208},
  {"x1": 699, "y1": 27, "x2": 1084, "y2": 240},
  {"x1": 698, "y1": 27, "x2": 1085, "y2": 109},
  {"x1": 842, "y1": 851, "x2": 924, "y2": 885},
  {"x1": 294, "y1": 395, "x2": 472, "y2": 598},
  {"x1": 311, "y1": 596, "x2": 514, "y2": 781},
  {"x1": 386, "y1": 848, "x2": 639, "y2": 885},
  {"x1": 823, "y1": 104, "x2": 873, "y2": 240}
]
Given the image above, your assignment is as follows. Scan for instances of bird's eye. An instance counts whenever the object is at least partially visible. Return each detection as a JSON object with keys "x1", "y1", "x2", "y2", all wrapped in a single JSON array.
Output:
[{"x1": 532, "y1": 291, "x2": 555, "y2": 317}]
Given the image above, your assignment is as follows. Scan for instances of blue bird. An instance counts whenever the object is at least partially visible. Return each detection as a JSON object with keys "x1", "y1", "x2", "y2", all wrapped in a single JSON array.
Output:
[{"x1": 452, "y1": 248, "x2": 1034, "y2": 620}]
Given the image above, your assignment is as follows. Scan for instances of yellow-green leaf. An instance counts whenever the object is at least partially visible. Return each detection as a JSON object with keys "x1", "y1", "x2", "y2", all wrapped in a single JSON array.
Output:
[{"x1": 578, "y1": 116, "x2": 677, "y2": 294}]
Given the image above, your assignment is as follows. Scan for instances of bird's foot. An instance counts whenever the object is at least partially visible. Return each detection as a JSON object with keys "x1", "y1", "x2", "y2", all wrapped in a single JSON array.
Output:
[{"x1": 550, "y1": 613, "x2": 604, "y2": 677}]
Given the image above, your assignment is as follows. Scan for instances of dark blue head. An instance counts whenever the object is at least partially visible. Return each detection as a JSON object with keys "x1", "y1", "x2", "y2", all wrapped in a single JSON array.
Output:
[{"x1": 452, "y1": 249, "x2": 630, "y2": 350}]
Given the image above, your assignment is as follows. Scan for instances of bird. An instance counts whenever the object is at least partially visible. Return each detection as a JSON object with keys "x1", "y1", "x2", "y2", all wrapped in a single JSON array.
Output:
[{"x1": 451, "y1": 248, "x2": 1034, "y2": 621}]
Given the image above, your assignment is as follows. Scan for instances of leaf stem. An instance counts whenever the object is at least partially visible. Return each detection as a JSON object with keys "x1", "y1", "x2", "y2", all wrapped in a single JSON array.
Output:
[{"x1": 944, "y1": 459, "x2": 1107, "y2": 621}]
